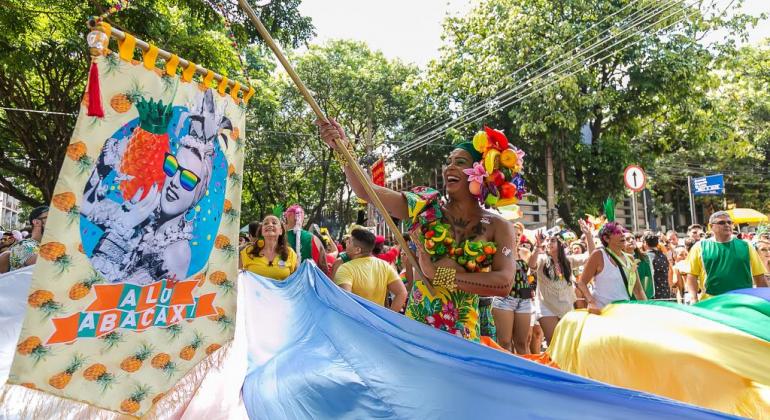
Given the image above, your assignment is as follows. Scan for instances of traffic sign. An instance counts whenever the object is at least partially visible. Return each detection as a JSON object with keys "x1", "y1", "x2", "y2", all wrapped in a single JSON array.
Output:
[{"x1": 623, "y1": 165, "x2": 647, "y2": 192}]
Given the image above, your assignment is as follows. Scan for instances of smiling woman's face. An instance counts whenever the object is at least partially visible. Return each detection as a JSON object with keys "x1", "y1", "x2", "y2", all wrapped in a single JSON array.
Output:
[
  {"x1": 261, "y1": 215, "x2": 282, "y2": 238},
  {"x1": 443, "y1": 149, "x2": 474, "y2": 195},
  {"x1": 160, "y1": 147, "x2": 202, "y2": 218}
]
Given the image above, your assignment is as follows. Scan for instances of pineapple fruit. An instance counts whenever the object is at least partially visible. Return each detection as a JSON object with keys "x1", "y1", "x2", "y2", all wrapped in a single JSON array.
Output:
[
  {"x1": 150, "y1": 353, "x2": 177, "y2": 377},
  {"x1": 16, "y1": 336, "x2": 50, "y2": 363},
  {"x1": 208, "y1": 271, "x2": 233, "y2": 293},
  {"x1": 39, "y1": 242, "x2": 72, "y2": 273},
  {"x1": 52, "y1": 191, "x2": 80, "y2": 223},
  {"x1": 223, "y1": 199, "x2": 239, "y2": 223},
  {"x1": 120, "y1": 385, "x2": 150, "y2": 414},
  {"x1": 110, "y1": 81, "x2": 144, "y2": 113},
  {"x1": 69, "y1": 270, "x2": 104, "y2": 300},
  {"x1": 48, "y1": 354, "x2": 85, "y2": 389},
  {"x1": 179, "y1": 332, "x2": 204, "y2": 361},
  {"x1": 120, "y1": 344, "x2": 153, "y2": 372},
  {"x1": 83, "y1": 363, "x2": 116, "y2": 391},
  {"x1": 65, "y1": 142, "x2": 93, "y2": 173},
  {"x1": 209, "y1": 306, "x2": 233, "y2": 331},
  {"x1": 119, "y1": 97, "x2": 171, "y2": 201},
  {"x1": 100, "y1": 331, "x2": 124, "y2": 351},
  {"x1": 227, "y1": 163, "x2": 242, "y2": 185},
  {"x1": 205, "y1": 343, "x2": 221, "y2": 355},
  {"x1": 28, "y1": 289, "x2": 62, "y2": 317},
  {"x1": 214, "y1": 235, "x2": 236, "y2": 259}
]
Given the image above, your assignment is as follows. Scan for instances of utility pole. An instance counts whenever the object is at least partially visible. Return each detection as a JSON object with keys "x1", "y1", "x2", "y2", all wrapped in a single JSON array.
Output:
[
  {"x1": 545, "y1": 143, "x2": 556, "y2": 228},
  {"x1": 687, "y1": 175, "x2": 697, "y2": 225}
]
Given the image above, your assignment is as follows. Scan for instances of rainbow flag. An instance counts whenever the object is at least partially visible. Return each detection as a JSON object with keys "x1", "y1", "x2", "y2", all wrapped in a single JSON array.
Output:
[{"x1": 548, "y1": 289, "x2": 770, "y2": 418}]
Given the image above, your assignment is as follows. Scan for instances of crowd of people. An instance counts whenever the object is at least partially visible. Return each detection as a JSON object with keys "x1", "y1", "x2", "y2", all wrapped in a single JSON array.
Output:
[{"x1": 2, "y1": 121, "x2": 768, "y2": 356}]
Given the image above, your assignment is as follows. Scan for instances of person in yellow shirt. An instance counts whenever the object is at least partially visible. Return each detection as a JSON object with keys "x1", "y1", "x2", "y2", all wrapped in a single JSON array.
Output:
[
  {"x1": 240, "y1": 215, "x2": 298, "y2": 281},
  {"x1": 686, "y1": 211, "x2": 767, "y2": 302},
  {"x1": 334, "y1": 228, "x2": 408, "y2": 311}
]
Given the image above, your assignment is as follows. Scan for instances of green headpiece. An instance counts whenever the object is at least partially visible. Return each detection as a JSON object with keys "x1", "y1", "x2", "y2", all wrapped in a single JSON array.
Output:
[
  {"x1": 453, "y1": 142, "x2": 483, "y2": 163},
  {"x1": 271, "y1": 204, "x2": 285, "y2": 218},
  {"x1": 136, "y1": 97, "x2": 173, "y2": 135},
  {"x1": 603, "y1": 197, "x2": 616, "y2": 222}
]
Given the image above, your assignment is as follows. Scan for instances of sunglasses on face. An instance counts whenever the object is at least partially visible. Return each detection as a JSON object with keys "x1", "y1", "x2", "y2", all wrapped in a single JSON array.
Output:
[
  {"x1": 163, "y1": 153, "x2": 201, "y2": 191},
  {"x1": 712, "y1": 220, "x2": 733, "y2": 226}
]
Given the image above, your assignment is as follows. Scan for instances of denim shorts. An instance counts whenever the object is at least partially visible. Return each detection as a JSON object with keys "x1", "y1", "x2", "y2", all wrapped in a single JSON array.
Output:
[{"x1": 492, "y1": 296, "x2": 533, "y2": 314}]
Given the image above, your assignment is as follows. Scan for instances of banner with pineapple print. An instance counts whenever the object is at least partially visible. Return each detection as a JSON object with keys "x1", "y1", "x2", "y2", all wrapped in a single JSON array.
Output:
[{"x1": 7, "y1": 52, "x2": 245, "y2": 417}]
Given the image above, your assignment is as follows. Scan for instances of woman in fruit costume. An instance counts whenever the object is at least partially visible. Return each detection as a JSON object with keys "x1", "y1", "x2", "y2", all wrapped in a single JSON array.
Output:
[{"x1": 319, "y1": 120, "x2": 525, "y2": 341}]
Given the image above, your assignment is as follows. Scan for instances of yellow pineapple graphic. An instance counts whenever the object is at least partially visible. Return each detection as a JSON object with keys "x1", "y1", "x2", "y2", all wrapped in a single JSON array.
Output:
[
  {"x1": 48, "y1": 354, "x2": 85, "y2": 389},
  {"x1": 209, "y1": 306, "x2": 233, "y2": 331},
  {"x1": 52, "y1": 191, "x2": 80, "y2": 224},
  {"x1": 164, "y1": 323, "x2": 183, "y2": 341},
  {"x1": 120, "y1": 384, "x2": 150, "y2": 414},
  {"x1": 223, "y1": 199, "x2": 239, "y2": 223},
  {"x1": 227, "y1": 163, "x2": 241, "y2": 185},
  {"x1": 65, "y1": 142, "x2": 93, "y2": 174},
  {"x1": 100, "y1": 331, "x2": 124, "y2": 352},
  {"x1": 120, "y1": 343, "x2": 153, "y2": 373},
  {"x1": 150, "y1": 352, "x2": 177, "y2": 377},
  {"x1": 69, "y1": 270, "x2": 105, "y2": 300},
  {"x1": 83, "y1": 363, "x2": 116, "y2": 391},
  {"x1": 16, "y1": 336, "x2": 50, "y2": 363},
  {"x1": 28, "y1": 290, "x2": 63, "y2": 318},
  {"x1": 110, "y1": 80, "x2": 145, "y2": 113},
  {"x1": 214, "y1": 235, "x2": 236, "y2": 259},
  {"x1": 208, "y1": 271, "x2": 233, "y2": 294},
  {"x1": 39, "y1": 242, "x2": 72, "y2": 273},
  {"x1": 205, "y1": 343, "x2": 222, "y2": 355},
  {"x1": 179, "y1": 331, "x2": 204, "y2": 361}
]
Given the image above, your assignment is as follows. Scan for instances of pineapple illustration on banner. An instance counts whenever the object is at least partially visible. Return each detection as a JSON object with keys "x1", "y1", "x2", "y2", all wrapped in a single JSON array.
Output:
[{"x1": 7, "y1": 50, "x2": 246, "y2": 417}]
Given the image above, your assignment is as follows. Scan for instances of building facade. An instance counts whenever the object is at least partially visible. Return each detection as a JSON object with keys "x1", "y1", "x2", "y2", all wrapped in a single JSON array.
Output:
[{"x1": 0, "y1": 192, "x2": 23, "y2": 230}]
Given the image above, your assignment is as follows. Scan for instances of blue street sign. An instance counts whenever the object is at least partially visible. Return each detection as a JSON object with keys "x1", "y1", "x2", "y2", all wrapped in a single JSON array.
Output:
[{"x1": 692, "y1": 174, "x2": 724, "y2": 196}]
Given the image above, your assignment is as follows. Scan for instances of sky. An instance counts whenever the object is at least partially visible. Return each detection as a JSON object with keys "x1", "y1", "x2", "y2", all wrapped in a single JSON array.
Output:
[{"x1": 297, "y1": 0, "x2": 770, "y2": 67}]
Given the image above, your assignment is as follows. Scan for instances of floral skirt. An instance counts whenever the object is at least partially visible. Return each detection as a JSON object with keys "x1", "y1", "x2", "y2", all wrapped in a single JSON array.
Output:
[{"x1": 406, "y1": 280, "x2": 480, "y2": 342}]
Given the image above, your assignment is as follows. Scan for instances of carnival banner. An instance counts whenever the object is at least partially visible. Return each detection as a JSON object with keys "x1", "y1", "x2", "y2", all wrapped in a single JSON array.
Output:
[{"x1": 6, "y1": 50, "x2": 245, "y2": 417}]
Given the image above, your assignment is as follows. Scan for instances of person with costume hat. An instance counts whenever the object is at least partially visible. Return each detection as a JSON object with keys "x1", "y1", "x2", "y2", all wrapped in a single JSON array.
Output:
[
  {"x1": 0, "y1": 206, "x2": 48, "y2": 273},
  {"x1": 319, "y1": 120, "x2": 525, "y2": 342},
  {"x1": 283, "y1": 204, "x2": 329, "y2": 275}
]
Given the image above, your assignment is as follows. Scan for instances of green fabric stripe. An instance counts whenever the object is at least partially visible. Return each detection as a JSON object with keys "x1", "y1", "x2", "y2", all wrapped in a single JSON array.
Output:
[{"x1": 624, "y1": 294, "x2": 770, "y2": 342}]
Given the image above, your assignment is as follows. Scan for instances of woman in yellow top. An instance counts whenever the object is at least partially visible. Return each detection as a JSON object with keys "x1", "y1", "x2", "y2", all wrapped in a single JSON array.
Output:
[{"x1": 240, "y1": 215, "x2": 298, "y2": 281}]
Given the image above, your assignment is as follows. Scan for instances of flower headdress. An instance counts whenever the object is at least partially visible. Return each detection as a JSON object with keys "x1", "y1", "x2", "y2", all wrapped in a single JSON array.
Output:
[{"x1": 461, "y1": 126, "x2": 526, "y2": 208}]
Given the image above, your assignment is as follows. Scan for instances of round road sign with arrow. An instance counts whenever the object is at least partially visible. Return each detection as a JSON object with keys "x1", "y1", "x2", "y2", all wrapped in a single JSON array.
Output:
[{"x1": 624, "y1": 165, "x2": 647, "y2": 192}]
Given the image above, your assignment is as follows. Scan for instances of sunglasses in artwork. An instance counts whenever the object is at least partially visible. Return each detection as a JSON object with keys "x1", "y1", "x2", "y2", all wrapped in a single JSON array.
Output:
[{"x1": 162, "y1": 152, "x2": 201, "y2": 191}]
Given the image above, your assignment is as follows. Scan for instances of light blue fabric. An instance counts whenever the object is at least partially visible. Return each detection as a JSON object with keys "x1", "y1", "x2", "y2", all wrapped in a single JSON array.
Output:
[
  {"x1": 241, "y1": 262, "x2": 735, "y2": 419},
  {"x1": 0, "y1": 266, "x2": 34, "y2": 385}
]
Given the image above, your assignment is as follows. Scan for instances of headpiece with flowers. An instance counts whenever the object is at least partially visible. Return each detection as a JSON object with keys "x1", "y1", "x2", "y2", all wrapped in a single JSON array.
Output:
[{"x1": 460, "y1": 126, "x2": 526, "y2": 208}]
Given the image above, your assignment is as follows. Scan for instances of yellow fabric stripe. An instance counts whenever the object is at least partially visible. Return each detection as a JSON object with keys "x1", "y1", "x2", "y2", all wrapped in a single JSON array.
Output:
[
  {"x1": 101, "y1": 22, "x2": 112, "y2": 41},
  {"x1": 230, "y1": 81, "x2": 241, "y2": 102},
  {"x1": 142, "y1": 45, "x2": 159, "y2": 71},
  {"x1": 243, "y1": 86, "x2": 255, "y2": 104},
  {"x1": 117, "y1": 33, "x2": 136, "y2": 62},
  {"x1": 201, "y1": 71, "x2": 215, "y2": 90},
  {"x1": 182, "y1": 61, "x2": 197, "y2": 82},
  {"x1": 165, "y1": 54, "x2": 180, "y2": 76},
  {"x1": 548, "y1": 304, "x2": 770, "y2": 418},
  {"x1": 217, "y1": 76, "x2": 229, "y2": 96}
]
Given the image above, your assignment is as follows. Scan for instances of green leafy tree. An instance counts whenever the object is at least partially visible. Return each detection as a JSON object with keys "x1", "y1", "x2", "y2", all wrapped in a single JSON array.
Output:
[
  {"x1": 0, "y1": 0, "x2": 314, "y2": 207},
  {"x1": 240, "y1": 40, "x2": 418, "y2": 233},
  {"x1": 395, "y1": 0, "x2": 757, "y2": 228}
]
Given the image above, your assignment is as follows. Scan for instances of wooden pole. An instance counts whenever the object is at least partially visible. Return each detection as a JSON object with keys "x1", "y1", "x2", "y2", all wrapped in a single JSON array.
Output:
[
  {"x1": 237, "y1": 0, "x2": 424, "y2": 278},
  {"x1": 88, "y1": 21, "x2": 252, "y2": 97}
]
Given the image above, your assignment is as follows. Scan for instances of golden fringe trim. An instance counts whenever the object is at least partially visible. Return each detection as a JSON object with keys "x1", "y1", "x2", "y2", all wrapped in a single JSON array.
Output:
[
  {"x1": 1, "y1": 340, "x2": 233, "y2": 420},
  {"x1": 144, "y1": 339, "x2": 233, "y2": 419}
]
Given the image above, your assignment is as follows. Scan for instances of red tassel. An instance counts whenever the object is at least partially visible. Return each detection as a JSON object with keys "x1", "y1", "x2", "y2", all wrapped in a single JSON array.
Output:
[{"x1": 86, "y1": 60, "x2": 104, "y2": 118}]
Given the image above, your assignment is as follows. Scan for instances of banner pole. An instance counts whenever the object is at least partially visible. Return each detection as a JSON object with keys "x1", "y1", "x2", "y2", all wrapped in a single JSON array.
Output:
[{"x1": 236, "y1": 0, "x2": 424, "y2": 280}]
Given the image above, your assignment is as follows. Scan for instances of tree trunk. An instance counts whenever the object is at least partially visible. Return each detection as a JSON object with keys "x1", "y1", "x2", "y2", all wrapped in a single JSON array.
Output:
[{"x1": 545, "y1": 142, "x2": 555, "y2": 228}]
